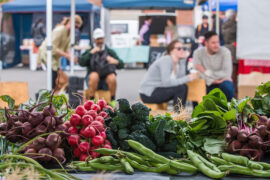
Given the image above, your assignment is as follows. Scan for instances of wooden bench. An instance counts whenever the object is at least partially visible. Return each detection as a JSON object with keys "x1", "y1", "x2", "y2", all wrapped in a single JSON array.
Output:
[
  {"x1": 140, "y1": 79, "x2": 206, "y2": 111},
  {"x1": 0, "y1": 82, "x2": 29, "y2": 108},
  {"x1": 84, "y1": 89, "x2": 111, "y2": 102},
  {"x1": 186, "y1": 79, "x2": 206, "y2": 103}
]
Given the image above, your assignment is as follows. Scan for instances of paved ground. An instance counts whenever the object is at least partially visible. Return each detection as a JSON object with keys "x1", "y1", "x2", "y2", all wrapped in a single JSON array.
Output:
[{"x1": 0, "y1": 67, "x2": 147, "y2": 103}]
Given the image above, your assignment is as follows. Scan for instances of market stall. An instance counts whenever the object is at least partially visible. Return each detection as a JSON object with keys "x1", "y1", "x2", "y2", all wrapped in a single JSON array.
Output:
[
  {"x1": 101, "y1": 0, "x2": 196, "y2": 64},
  {"x1": 1, "y1": 0, "x2": 97, "y2": 69},
  {"x1": 0, "y1": 81, "x2": 270, "y2": 179}
]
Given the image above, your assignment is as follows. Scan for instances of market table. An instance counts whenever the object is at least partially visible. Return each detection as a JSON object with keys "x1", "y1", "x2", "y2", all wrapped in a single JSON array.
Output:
[
  {"x1": 71, "y1": 171, "x2": 270, "y2": 180},
  {"x1": 112, "y1": 46, "x2": 150, "y2": 63}
]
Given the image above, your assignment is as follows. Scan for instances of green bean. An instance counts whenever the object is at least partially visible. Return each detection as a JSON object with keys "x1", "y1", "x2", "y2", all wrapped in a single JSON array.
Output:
[
  {"x1": 126, "y1": 157, "x2": 169, "y2": 173},
  {"x1": 90, "y1": 162, "x2": 124, "y2": 171},
  {"x1": 258, "y1": 162, "x2": 270, "y2": 170},
  {"x1": 151, "y1": 162, "x2": 179, "y2": 175},
  {"x1": 195, "y1": 154, "x2": 221, "y2": 172},
  {"x1": 120, "y1": 158, "x2": 134, "y2": 174},
  {"x1": 248, "y1": 161, "x2": 263, "y2": 170},
  {"x1": 99, "y1": 156, "x2": 120, "y2": 164},
  {"x1": 77, "y1": 167, "x2": 95, "y2": 171},
  {"x1": 94, "y1": 148, "x2": 118, "y2": 155},
  {"x1": 221, "y1": 153, "x2": 249, "y2": 166},
  {"x1": 218, "y1": 165, "x2": 252, "y2": 175},
  {"x1": 127, "y1": 140, "x2": 197, "y2": 174},
  {"x1": 95, "y1": 148, "x2": 147, "y2": 165},
  {"x1": 218, "y1": 164, "x2": 270, "y2": 178},
  {"x1": 176, "y1": 159, "x2": 193, "y2": 165},
  {"x1": 208, "y1": 155, "x2": 230, "y2": 166},
  {"x1": 187, "y1": 150, "x2": 225, "y2": 179}
]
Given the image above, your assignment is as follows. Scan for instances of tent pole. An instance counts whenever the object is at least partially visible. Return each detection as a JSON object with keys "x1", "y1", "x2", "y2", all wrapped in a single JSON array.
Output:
[
  {"x1": 46, "y1": 0, "x2": 52, "y2": 90},
  {"x1": 70, "y1": 0, "x2": 75, "y2": 75},
  {"x1": 208, "y1": 0, "x2": 212, "y2": 30},
  {"x1": 216, "y1": 0, "x2": 220, "y2": 35}
]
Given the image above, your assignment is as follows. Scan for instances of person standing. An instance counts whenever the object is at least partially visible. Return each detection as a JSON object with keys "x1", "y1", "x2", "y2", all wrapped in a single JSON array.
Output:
[
  {"x1": 139, "y1": 40, "x2": 198, "y2": 107},
  {"x1": 193, "y1": 31, "x2": 234, "y2": 101},
  {"x1": 195, "y1": 15, "x2": 209, "y2": 39},
  {"x1": 222, "y1": 9, "x2": 237, "y2": 98},
  {"x1": 139, "y1": 16, "x2": 152, "y2": 45},
  {"x1": 164, "y1": 17, "x2": 179, "y2": 45},
  {"x1": 31, "y1": 18, "x2": 46, "y2": 48},
  {"x1": 38, "y1": 15, "x2": 83, "y2": 89}
]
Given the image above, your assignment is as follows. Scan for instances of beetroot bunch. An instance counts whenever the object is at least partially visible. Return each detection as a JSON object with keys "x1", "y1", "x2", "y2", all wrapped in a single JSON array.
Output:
[
  {"x1": 225, "y1": 115, "x2": 270, "y2": 161},
  {"x1": 66, "y1": 99, "x2": 113, "y2": 161},
  {"x1": 0, "y1": 102, "x2": 69, "y2": 164}
]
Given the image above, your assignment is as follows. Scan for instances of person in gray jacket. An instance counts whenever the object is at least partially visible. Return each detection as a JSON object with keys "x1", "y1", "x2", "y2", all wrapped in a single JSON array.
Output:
[{"x1": 139, "y1": 40, "x2": 198, "y2": 106}]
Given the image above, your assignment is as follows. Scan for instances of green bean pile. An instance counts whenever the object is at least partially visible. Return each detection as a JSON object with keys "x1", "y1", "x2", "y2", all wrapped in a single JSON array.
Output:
[
  {"x1": 71, "y1": 140, "x2": 198, "y2": 175},
  {"x1": 71, "y1": 140, "x2": 270, "y2": 179}
]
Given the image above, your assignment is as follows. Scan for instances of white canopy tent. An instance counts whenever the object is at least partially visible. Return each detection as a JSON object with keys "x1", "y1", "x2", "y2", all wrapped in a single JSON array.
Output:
[{"x1": 237, "y1": 0, "x2": 270, "y2": 60}]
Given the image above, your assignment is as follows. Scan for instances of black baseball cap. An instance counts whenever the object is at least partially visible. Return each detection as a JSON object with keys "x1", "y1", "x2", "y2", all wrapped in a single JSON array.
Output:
[{"x1": 202, "y1": 15, "x2": 208, "y2": 19}]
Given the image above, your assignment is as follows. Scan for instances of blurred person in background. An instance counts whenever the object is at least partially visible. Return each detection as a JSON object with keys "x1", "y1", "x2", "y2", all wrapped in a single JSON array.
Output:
[
  {"x1": 164, "y1": 17, "x2": 179, "y2": 45},
  {"x1": 79, "y1": 28, "x2": 124, "y2": 105},
  {"x1": 38, "y1": 15, "x2": 83, "y2": 89},
  {"x1": 139, "y1": 16, "x2": 152, "y2": 46},
  {"x1": 195, "y1": 15, "x2": 209, "y2": 40},
  {"x1": 222, "y1": 9, "x2": 237, "y2": 97},
  {"x1": 212, "y1": 14, "x2": 225, "y2": 45},
  {"x1": 31, "y1": 18, "x2": 45, "y2": 49},
  {"x1": 139, "y1": 40, "x2": 198, "y2": 108},
  {"x1": 194, "y1": 31, "x2": 234, "y2": 101}
]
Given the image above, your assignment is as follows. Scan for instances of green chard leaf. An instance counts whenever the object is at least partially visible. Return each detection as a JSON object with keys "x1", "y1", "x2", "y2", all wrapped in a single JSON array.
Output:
[{"x1": 0, "y1": 95, "x2": 15, "y2": 109}]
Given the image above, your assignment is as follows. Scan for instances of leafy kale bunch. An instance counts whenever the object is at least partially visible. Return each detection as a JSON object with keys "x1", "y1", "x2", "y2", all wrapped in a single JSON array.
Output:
[
  {"x1": 105, "y1": 99, "x2": 181, "y2": 157},
  {"x1": 105, "y1": 99, "x2": 152, "y2": 151},
  {"x1": 251, "y1": 81, "x2": 270, "y2": 117}
]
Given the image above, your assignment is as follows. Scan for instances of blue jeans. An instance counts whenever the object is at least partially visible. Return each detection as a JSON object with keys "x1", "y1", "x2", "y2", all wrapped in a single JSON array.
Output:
[{"x1": 207, "y1": 81, "x2": 235, "y2": 101}]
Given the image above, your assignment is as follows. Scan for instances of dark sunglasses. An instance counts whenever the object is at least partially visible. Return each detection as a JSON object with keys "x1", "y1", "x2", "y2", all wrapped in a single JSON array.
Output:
[{"x1": 175, "y1": 47, "x2": 187, "y2": 51}]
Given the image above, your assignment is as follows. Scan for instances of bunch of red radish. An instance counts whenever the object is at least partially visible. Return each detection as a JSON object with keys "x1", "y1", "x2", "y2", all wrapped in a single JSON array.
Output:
[{"x1": 66, "y1": 99, "x2": 113, "y2": 161}]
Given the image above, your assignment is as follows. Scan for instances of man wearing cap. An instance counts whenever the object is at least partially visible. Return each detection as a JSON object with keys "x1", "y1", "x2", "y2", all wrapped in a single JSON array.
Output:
[
  {"x1": 38, "y1": 14, "x2": 83, "y2": 89},
  {"x1": 79, "y1": 28, "x2": 124, "y2": 104},
  {"x1": 195, "y1": 15, "x2": 209, "y2": 40}
]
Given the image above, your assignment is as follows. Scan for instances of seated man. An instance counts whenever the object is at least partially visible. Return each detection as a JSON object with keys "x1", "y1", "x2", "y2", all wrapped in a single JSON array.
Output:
[
  {"x1": 193, "y1": 31, "x2": 235, "y2": 101},
  {"x1": 79, "y1": 28, "x2": 124, "y2": 103}
]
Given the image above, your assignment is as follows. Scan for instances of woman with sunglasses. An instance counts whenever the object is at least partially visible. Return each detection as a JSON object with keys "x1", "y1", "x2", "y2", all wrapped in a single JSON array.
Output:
[
  {"x1": 38, "y1": 15, "x2": 83, "y2": 89},
  {"x1": 139, "y1": 40, "x2": 198, "y2": 108}
]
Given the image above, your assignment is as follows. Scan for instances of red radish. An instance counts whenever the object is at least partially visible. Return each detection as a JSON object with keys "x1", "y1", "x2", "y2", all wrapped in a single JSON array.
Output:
[
  {"x1": 68, "y1": 126, "x2": 78, "y2": 134},
  {"x1": 92, "y1": 135, "x2": 104, "y2": 147},
  {"x1": 99, "y1": 111, "x2": 108, "y2": 118},
  {"x1": 79, "y1": 128, "x2": 86, "y2": 137},
  {"x1": 104, "y1": 140, "x2": 111, "y2": 146},
  {"x1": 79, "y1": 142, "x2": 91, "y2": 153},
  {"x1": 74, "y1": 148, "x2": 81, "y2": 158},
  {"x1": 104, "y1": 105, "x2": 114, "y2": 112},
  {"x1": 64, "y1": 121, "x2": 72, "y2": 129},
  {"x1": 91, "y1": 121, "x2": 104, "y2": 132},
  {"x1": 90, "y1": 151, "x2": 100, "y2": 159},
  {"x1": 98, "y1": 100, "x2": 107, "y2": 109},
  {"x1": 84, "y1": 100, "x2": 95, "y2": 111},
  {"x1": 68, "y1": 135, "x2": 80, "y2": 146},
  {"x1": 91, "y1": 104, "x2": 101, "y2": 112},
  {"x1": 70, "y1": 114, "x2": 81, "y2": 127},
  {"x1": 81, "y1": 115, "x2": 93, "y2": 127},
  {"x1": 80, "y1": 154, "x2": 90, "y2": 161},
  {"x1": 84, "y1": 126, "x2": 96, "y2": 138},
  {"x1": 100, "y1": 131, "x2": 106, "y2": 139},
  {"x1": 95, "y1": 116, "x2": 104, "y2": 124},
  {"x1": 86, "y1": 110, "x2": 98, "y2": 119},
  {"x1": 103, "y1": 144, "x2": 112, "y2": 149},
  {"x1": 75, "y1": 105, "x2": 86, "y2": 117}
]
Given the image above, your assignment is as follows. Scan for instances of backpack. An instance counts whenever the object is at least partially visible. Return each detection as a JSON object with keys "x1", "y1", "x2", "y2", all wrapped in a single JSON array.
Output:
[{"x1": 90, "y1": 49, "x2": 116, "y2": 78}]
